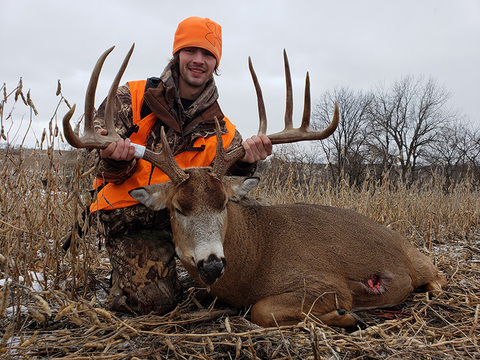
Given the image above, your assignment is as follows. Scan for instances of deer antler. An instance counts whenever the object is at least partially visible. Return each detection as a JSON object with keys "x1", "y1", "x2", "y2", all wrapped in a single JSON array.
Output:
[
  {"x1": 142, "y1": 126, "x2": 189, "y2": 184},
  {"x1": 210, "y1": 51, "x2": 340, "y2": 178},
  {"x1": 212, "y1": 117, "x2": 247, "y2": 177},
  {"x1": 62, "y1": 45, "x2": 189, "y2": 184},
  {"x1": 248, "y1": 50, "x2": 339, "y2": 145}
]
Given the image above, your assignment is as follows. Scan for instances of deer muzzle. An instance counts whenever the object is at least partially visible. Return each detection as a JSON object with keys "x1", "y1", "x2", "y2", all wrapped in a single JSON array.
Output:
[{"x1": 197, "y1": 255, "x2": 227, "y2": 285}]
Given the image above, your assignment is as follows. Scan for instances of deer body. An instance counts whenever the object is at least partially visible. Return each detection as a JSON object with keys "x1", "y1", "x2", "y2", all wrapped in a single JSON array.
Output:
[
  {"x1": 217, "y1": 203, "x2": 433, "y2": 307},
  {"x1": 130, "y1": 169, "x2": 446, "y2": 328}
]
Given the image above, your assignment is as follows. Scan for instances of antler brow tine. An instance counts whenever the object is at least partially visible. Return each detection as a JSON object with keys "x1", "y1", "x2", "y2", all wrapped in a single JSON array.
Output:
[{"x1": 211, "y1": 117, "x2": 246, "y2": 177}]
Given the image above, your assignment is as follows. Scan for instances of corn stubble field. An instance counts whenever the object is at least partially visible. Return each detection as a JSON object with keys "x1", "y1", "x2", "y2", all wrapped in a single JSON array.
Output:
[{"x1": 0, "y1": 85, "x2": 479, "y2": 359}]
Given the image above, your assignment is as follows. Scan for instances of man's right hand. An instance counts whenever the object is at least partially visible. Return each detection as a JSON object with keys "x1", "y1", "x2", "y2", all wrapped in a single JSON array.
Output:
[{"x1": 98, "y1": 129, "x2": 136, "y2": 161}]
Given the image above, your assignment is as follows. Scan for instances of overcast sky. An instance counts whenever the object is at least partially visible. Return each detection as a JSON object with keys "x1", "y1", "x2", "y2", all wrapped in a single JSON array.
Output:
[{"x1": 2, "y1": 0, "x2": 479, "y2": 148}]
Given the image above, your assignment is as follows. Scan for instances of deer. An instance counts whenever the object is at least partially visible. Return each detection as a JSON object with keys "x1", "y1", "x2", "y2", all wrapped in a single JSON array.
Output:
[{"x1": 63, "y1": 45, "x2": 446, "y2": 328}]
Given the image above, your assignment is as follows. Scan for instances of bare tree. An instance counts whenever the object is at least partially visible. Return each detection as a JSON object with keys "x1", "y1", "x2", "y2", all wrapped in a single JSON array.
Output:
[
  {"x1": 461, "y1": 124, "x2": 480, "y2": 183},
  {"x1": 368, "y1": 75, "x2": 455, "y2": 181},
  {"x1": 425, "y1": 122, "x2": 468, "y2": 187},
  {"x1": 426, "y1": 119, "x2": 480, "y2": 187},
  {"x1": 273, "y1": 75, "x2": 477, "y2": 188},
  {"x1": 457, "y1": 123, "x2": 480, "y2": 185},
  {"x1": 312, "y1": 87, "x2": 373, "y2": 185}
]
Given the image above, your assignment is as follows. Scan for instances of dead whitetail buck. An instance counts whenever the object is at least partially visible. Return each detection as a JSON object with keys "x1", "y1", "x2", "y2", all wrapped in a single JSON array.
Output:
[{"x1": 63, "y1": 45, "x2": 446, "y2": 328}]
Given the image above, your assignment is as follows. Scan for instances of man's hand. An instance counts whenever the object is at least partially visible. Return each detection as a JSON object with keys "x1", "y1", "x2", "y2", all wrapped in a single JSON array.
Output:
[
  {"x1": 241, "y1": 134, "x2": 273, "y2": 163},
  {"x1": 98, "y1": 129, "x2": 136, "y2": 161}
]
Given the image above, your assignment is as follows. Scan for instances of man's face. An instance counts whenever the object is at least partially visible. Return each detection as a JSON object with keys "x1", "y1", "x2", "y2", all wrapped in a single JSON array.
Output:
[{"x1": 178, "y1": 47, "x2": 217, "y2": 99}]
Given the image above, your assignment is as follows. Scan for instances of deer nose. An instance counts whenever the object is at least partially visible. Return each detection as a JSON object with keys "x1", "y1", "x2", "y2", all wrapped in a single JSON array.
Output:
[{"x1": 197, "y1": 254, "x2": 227, "y2": 285}]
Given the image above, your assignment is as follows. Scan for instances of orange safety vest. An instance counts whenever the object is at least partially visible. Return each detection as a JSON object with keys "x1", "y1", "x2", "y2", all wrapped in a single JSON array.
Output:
[{"x1": 90, "y1": 80, "x2": 236, "y2": 212}]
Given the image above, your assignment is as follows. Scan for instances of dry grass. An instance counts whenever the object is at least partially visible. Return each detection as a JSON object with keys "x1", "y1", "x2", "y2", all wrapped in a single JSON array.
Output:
[{"x1": 0, "y1": 84, "x2": 479, "y2": 359}]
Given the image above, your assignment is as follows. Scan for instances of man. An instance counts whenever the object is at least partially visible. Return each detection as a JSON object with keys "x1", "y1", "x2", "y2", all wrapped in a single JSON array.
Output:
[{"x1": 90, "y1": 16, "x2": 272, "y2": 314}]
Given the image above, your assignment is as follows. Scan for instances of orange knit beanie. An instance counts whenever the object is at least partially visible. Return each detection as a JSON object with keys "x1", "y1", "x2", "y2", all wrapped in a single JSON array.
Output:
[{"x1": 172, "y1": 17, "x2": 222, "y2": 65}]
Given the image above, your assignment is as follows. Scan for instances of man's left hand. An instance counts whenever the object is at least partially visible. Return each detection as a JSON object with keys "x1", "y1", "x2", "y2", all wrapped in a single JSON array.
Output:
[{"x1": 241, "y1": 134, "x2": 273, "y2": 163}]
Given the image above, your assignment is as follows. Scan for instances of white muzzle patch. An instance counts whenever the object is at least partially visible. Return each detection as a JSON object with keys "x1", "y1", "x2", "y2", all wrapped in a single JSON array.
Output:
[{"x1": 175, "y1": 210, "x2": 226, "y2": 266}]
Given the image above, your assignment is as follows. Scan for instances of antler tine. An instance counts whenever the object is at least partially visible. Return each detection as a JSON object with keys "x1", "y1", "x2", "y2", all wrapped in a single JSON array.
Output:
[
  {"x1": 283, "y1": 49, "x2": 293, "y2": 130},
  {"x1": 62, "y1": 45, "x2": 135, "y2": 150},
  {"x1": 141, "y1": 117, "x2": 245, "y2": 183},
  {"x1": 142, "y1": 127, "x2": 189, "y2": 185},
  {"x1": 248, "y1": 56, "x2": 267, "y2": 135},
  {"x1": 248, "y1": 51, "x2": 339, "y2": 145},
  {"x1": 212, "y1": 117, "x2": 246, "y2": 177},
  {"x1": 104, "y1": 43, "x2": 135, "y2": 137},
  {"x1": 84, "y1": 46, "x2": 115, "y2": 136},
  {"x1": 300, "y1": 72, "x2": 311, "y2": 131}
]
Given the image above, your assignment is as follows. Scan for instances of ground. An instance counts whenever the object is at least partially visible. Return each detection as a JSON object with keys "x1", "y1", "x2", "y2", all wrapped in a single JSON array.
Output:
[{"x1": 1, "y1": 231, "x2": 479, "y2": 359}]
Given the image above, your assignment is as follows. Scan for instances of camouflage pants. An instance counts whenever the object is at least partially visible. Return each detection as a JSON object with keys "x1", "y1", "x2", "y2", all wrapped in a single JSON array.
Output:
[{"x1": 93, "y1": 205, "x2": 181, "y2": 315}]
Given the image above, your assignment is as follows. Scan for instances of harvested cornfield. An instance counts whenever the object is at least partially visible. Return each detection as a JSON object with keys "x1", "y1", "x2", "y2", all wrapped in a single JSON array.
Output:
[{"x1": 0, "y1": 84, "x2": 479, "y2": 359}]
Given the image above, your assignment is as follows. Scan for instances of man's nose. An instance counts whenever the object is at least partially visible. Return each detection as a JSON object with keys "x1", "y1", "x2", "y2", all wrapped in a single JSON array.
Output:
[{"x1": 191, "y1": 50, "x2": 205, "y2": 63}]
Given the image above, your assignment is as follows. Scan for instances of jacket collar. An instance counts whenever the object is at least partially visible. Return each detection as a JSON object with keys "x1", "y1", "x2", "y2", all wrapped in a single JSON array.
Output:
[{"x1": 143, "y1": 63, "x2": 223, "y2": 135}]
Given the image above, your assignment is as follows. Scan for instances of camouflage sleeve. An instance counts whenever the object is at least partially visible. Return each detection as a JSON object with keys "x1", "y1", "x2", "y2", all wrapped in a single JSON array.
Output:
[
  {"x1": 225, "y1": 129, "x2": 257, "y2": 176},
  {"x1": 93, "y1": 83, "x2": 139, "y2": 184}
]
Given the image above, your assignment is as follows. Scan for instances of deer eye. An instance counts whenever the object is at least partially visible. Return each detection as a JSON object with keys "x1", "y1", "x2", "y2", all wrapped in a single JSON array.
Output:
[{"x1": 174, "y1": 208, "x2": 185, "y2": 217}]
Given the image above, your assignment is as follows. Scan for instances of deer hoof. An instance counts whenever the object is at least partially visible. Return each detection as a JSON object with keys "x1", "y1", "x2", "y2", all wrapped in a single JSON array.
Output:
[{"x1": 337, "y1": 309, "x2": 347, "y2": 316}]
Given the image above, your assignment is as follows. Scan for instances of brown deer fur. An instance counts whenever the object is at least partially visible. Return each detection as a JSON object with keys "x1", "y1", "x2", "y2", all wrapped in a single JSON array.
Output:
[{"x1": 129, "y1": 169, "x2": 446, "y2": 328}]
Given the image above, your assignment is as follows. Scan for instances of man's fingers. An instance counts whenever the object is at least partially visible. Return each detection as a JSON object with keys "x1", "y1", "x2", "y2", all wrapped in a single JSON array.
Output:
[
  {"x1": 259, "y1": 134, "x2": 273, "y2": 156},
  {"x1": 100, "y1": 138, "x2": 135, "y2": 161},
  {"x1": 100, "y1": 141, "x2": 116, "y2": 159},
  {"x1": 241, "y1": 135, "x2": 273, "y2": 163}
]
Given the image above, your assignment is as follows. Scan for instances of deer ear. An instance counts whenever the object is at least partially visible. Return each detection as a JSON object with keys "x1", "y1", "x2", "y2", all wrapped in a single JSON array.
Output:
[
  {"x1": 238, "y1": 177, "x2": 260, "y2": 196},
  {"x1": 226, "y1": 176, "x2": 260, "y2": 200},
  {"x1": 129, "y1": 183, "x2": 170, "y2": 211}
]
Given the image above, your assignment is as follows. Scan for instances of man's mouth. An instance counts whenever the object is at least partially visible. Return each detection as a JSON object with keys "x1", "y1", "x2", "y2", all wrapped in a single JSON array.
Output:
[{"x1": 189, "y1": 67, "x2": 205, "y2": 74}]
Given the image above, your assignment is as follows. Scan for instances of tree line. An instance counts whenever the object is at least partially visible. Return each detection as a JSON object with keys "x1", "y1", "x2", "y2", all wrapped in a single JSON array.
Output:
[{"x1": 274, "y1": 74, "x2": 479, "y2": 188}]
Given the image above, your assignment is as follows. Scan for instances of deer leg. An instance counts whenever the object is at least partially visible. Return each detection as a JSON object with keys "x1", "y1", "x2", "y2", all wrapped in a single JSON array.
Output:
[
  {"x1": 405, "y1": 246, "x2": 447, "y2": 295},
  {"x1": 417, "y1": 274, "x2": 447, "y2": 296},
  {"x1": 315, "y1": 308, "x2": 356, "y2": 328},
  {"x1": 251, "y1": 291, "x2": 355, "y2": 328}
]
